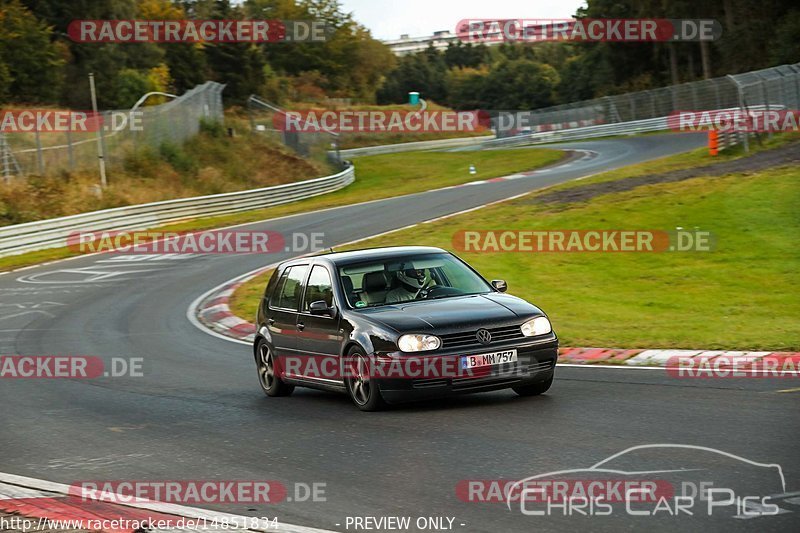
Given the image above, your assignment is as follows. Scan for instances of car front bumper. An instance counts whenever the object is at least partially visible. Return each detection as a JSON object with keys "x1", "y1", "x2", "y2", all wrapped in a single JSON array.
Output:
[{"x1": 375, "y1": 338, "x2": 558, "y2": 404}]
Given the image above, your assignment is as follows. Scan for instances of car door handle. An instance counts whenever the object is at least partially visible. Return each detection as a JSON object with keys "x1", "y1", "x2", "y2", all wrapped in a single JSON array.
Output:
[
  {"x1": 268, "y1": 318, "x2": 275, "y2": 325},
  {"x1": 297, "y1": 322, "x2": 305, "y2": 331}
]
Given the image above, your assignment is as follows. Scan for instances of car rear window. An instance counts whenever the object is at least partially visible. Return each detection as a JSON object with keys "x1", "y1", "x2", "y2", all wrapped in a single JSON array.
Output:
[{"x1": 270, "y1": 265, "x2": 308, "y2": 310}]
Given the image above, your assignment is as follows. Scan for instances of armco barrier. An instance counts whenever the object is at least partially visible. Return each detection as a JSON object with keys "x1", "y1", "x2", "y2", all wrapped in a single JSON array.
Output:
[
  {"x1": 481, "y1": 116, "x2": 670, "y2": 148},
  {"x1": 0, "y1": 165, "x2": 354, "y2": 257},
  {"x1": 336, "y1": 135, "x2": 494, "y2": 158},
  {"x1": 479, "y1": 106, "x2": 778, "y2": 149}
]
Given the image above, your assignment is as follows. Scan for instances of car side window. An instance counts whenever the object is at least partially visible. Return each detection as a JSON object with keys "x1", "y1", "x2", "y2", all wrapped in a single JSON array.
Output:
[
  {"x1": 269, "y1": 265, "x2": 308, "y2": 311},
  {"x1": 303, "y1": 265, "x2": 334, "y2": 311}
]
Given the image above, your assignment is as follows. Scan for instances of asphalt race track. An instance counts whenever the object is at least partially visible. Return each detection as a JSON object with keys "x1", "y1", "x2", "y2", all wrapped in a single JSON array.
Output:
[{"x1": 2, "y1": 132, "x2": 798, "y2": 532}]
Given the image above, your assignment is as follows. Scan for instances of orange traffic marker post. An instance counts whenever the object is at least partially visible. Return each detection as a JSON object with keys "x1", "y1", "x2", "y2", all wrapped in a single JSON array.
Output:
[{"x1": 708, "y1": 130, "x2": 719, "y2": 156}]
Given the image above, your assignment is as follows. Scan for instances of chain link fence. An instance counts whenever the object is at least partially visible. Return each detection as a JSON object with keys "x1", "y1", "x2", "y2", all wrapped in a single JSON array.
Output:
[
  {"x1": 2, "y1": 82, "x2": 225, "y2": 179},
  {"x1": 490, "y1": 62, "x2": 800, "y2": 145},
  {"x1": 246, "y1": 95, "x2": 343, "y2": 168}
]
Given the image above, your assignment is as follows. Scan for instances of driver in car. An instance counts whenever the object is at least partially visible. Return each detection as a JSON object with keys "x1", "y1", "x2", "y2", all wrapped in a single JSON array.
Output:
[{"x1": 385, "y1": 268, "x2": 429, "y2": 303}]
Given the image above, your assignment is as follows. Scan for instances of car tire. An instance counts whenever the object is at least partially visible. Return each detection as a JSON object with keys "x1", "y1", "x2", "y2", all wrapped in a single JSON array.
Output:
[
  {"x1": 513, "y1": 376, "x2": 553, "y2": 397},
  {"x1": 255, "y1": 339, "x2": 294, "y2": 397},
  {"x1": 344, "y1": 346, "x2": 387, "y2": 411}
]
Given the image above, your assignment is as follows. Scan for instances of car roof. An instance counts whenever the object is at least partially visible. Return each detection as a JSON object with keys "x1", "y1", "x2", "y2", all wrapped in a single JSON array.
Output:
[{"x1": 279, "y1": 246, "x2": 448, "y2": 269}]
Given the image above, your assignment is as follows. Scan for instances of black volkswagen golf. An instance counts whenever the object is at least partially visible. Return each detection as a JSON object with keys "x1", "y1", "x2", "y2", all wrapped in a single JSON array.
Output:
[{"x1": 253, "y1": 246, "x2": 558, "y2": 410}]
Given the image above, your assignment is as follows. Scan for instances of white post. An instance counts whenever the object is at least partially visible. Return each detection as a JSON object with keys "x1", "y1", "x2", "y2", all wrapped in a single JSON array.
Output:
[{"x1": 89, "y1": 73, "x2": 108, "y2": 188}]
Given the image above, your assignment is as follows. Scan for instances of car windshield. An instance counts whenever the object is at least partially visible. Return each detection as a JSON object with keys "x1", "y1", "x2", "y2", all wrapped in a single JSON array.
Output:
[{"x1": 338, "y1": 253, "x2": 493, "y2": 308}]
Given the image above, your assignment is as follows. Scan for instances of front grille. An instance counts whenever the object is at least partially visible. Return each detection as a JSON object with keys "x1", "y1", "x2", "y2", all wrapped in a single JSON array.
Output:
[
  {"x1": 439, "y1": 325, "x2": 524, "y2": 350},
  {"x1": 411, "y1": 358, "x2": 555, "y2": 390}
]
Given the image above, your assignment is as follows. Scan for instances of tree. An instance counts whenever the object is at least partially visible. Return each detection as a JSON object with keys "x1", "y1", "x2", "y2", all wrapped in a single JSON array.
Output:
[
  {"x1": 0, "y1": 0, "x2": 63, "y2": 103},
  {"x1": 377, "y1": 47, "x2": 448, "y2": 104},
  {"x1": 768, "y1": 7, "x2": 800, "y2": 65},
  {"x1": 445, "y1": 66, "x2": 488, "y2": 110},
  {"x1": 201, "y1": 0, "x2": 266, "y2": 104},
  {"x1": 481, "y1": 59, "x2": 559, "y2": 109},
  {"x1": 0, "y1": 59, "x2": 11, "y2": 103},
  {"x1": 164, "y1": 43, "x2": 208, "y2": 94}
]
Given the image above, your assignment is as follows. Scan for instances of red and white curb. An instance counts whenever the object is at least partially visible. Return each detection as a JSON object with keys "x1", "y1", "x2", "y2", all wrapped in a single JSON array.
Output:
[
  {"x1": 190, "y1": 279, "x2": 798, "y2": 370},
  {"x1": 557, "y1": 347, "x2": 799, "y2": 369},
  {"x1": 0, "y1": 472, "x2": 334, "y2": 533},
  {"x1": 191, "y1": 266, "x2": 273, "y2": 345}
]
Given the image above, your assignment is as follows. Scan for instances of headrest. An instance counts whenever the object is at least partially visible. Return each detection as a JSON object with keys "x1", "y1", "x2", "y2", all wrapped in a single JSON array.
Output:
[
  {"x1": 363, "y1": 271, "x2": 388, "y2": 291},
  {"x1": 341, "y1": 275, "x2": 354, "y2": 294}
]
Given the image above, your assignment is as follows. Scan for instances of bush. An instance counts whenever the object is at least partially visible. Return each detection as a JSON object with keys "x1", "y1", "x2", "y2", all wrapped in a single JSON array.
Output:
[
  {"x1": 199, "y1": 118, "x2": 226, "y2": 138},
  {"x1": 159, "y1": 142, "x2": 197, "y2": 174}
]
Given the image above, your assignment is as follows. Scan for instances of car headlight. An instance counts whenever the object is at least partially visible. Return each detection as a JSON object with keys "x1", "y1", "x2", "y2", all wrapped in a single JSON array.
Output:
[
  {"x1": 521, "y1": 316, "x2": 552, "y2": 337},
  {"x1": 397, "y1": 334, "x2": 441, "y2": 352}
]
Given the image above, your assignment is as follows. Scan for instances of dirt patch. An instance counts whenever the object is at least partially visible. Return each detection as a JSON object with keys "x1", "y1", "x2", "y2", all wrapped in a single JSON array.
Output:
[{"x1": 531, "y1": 140, "x2": 800, "y2": 205}]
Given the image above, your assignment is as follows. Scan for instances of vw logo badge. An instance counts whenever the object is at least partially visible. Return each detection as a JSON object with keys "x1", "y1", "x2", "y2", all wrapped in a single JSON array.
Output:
[{"x1": 476, "y1": 328, "x2": 492, "y2": 345}]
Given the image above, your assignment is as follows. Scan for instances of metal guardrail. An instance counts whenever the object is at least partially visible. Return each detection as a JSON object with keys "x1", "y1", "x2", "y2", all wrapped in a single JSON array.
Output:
[
  {"x1": 481, "y1": 104, "x2": 781, "y2": 149},
  {"x1": 336, "y1": 135, "x2": 494, "y2": 158},
  {"x1": 0, "y1": 165, "x2": 354, "y2": 257},
  {"x1": 481, "y1": 116, "x2": 671, "y2": 148}
]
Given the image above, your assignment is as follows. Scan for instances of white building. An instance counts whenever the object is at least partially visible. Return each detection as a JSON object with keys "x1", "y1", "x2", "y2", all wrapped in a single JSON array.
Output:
[
  {"x1": 383, "y1": 21, "x2": 563, "y2": 56},
  {"x1": 383, "y1": 30, "x2": 461, "y2": 56}
]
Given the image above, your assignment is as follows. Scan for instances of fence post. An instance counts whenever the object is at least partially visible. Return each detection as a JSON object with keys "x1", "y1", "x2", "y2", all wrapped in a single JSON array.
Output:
[
  {"x1": 726, "y1": 74, "x2": 749, "y2": 153},
  {"x1": 88, "y1": 73, "x2": 108, "y2": 188},
  {"x1": 790, "y1": 65, "x2": 800, "y2": 109},
  {"x1": 66, "y1": 129, "x2": 75, "y2": 171},
  {"x1": 34, "y1": 129, "x2": 45, "y2": 174},
  {"x1": 99, "y1": 111, "x2": 111, "y2": 173},
  {"x1": 1, "y1": 134, "x2": 13, "y2": 183},
  {"x1": 756, "y1": 75, "x2": 772, "y2": 140},
  {"x1": 648, "y1": 90, "x2": 656, "y2": 118}
]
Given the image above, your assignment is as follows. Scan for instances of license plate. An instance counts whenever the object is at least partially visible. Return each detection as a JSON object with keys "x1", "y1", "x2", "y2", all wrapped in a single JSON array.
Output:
[{"x1": 461, "y1": 349, "x2": 518, "y2": 369}]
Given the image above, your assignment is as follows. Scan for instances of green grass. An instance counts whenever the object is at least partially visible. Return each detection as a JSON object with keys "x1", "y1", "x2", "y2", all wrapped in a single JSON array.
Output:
[
  {"x1": 539, "y1": 131, "x2": 799, "y2": 193},
  {"x1": 229, "y1": 269, "x2": 274, "y2": 321},
  {"x1": 336, "y1": 148, "x2": 563, "y2": 201},
  {"x1": 345, "y1": 169, "x2": 799, "y2": 350},
  {"x1": 0, "y1": 148, "x2": 562, "y2": 272},
  {"x1": 231, "y1": 146, "x2": 800, "y2": 351}
]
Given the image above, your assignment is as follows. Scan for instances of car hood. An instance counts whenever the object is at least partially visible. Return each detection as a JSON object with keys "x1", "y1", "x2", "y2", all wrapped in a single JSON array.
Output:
[{"x1": 358, "y1": 293, "x2": 542, "y2": 333}]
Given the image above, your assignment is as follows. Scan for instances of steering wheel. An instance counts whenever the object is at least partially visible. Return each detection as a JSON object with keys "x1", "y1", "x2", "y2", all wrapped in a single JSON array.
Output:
[
  {"x1": 423, "y1": 286, "x2": 462, "y2": 299},
  {"x1": 412, "y1": 278, "x2": 433, "y2": 300}
]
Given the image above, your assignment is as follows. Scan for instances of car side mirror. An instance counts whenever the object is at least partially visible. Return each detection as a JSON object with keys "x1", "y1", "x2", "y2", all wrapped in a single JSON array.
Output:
[
  {"x1": 309, "y1": 300, "x2": 335, "y2": 316},
  {"x1": 491, "y1": 279, "x2": 507, "y2": 293}
]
